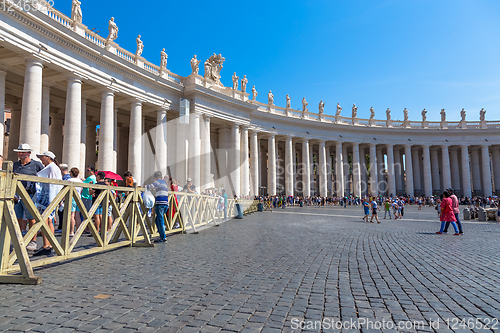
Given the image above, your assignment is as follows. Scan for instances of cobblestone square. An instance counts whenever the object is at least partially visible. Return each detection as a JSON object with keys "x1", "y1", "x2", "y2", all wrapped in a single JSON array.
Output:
[{"x1": 1, "y1": 205, "x2": 500, "y2": 332}]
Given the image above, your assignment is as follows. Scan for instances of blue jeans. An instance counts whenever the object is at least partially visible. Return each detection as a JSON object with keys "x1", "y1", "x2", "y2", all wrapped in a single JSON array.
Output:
[
  {"x1": 439, "y1": 221, "x2": 458, "y2": 233},
  {"x1": 155, "y1": 204, "x2": 168, "y2": 240},
  {"x1": 444, "y1": 213, "x2": 463, "y2": 233}
]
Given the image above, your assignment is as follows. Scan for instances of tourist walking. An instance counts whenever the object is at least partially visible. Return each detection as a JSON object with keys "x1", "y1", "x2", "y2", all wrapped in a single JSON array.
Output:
[
  {"x1": 362, "y1": 198, "x2": 370, "y2": 222},
  {"x1": 146, "y1": 171, "x2": 169, "y2": 243},
  {"x1": 443, "y1": 188, "x2": 463, "y2": 234},
  {"x1": 384, "y1": 200, "x2": 391, "y2": 219},
  {"x1": 370, "y1": 197, "x2": 380, "y2": 223},
  {"x1": 436, "y1": 191, "x2": 459, "y2": 235}
]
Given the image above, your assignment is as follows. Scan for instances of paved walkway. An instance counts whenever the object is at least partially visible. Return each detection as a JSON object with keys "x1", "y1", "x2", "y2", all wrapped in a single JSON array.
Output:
[{"x1": 1, "y1": 206, "x2": 500, "y2": 333}]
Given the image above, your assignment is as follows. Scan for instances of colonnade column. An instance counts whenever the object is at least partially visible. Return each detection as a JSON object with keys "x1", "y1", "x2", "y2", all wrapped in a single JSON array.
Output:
[
  {"x1": 461, "y1": 145, "x2": 471, "y2": 198},
  {"x1": 404, "y1": 144, "x2": 414, "y2": 196},
  {"x1": 377, "y1": 148, "x2": 385, "y2": 195},
  {"x1": 441, "y1": 145, "x2": 451, "y2": 191},
  {"x1": 0, "y1": 70, "x2": 5, "y2": 156},
  {"x1": 250, "y1": 131, "x2": 259, "y2": 196},
  {"x1": 450, "y1": 148, "x2": 460, "y2": 192},
  {"x1": 285, "y1": 136, "x2": 294, "y2": 196},
  {"x1": 268, "y1": 134, "x2": 276, "y2": 196},
  {"x1": 318, "y1": 140, "x2": 327, "y2": 197},
  {"x1": 40, "y1": 84, "x2": 51, "y2": 153},
  {"x1": 62, "y1": 76, "x2": 82, "y2": 168},
  {"x1": 493, "y1": 148, "x2": 500, "y2": 194},
  {"x1": 393, "y1": 148, "x2": 402, "y2": 194},
  {"x1": 342, "y1": 147, "x2": 349, "y2": 194},
  {"x1": 8, "y1": 103, "x2": 21, "y2": 160},
  {"x1": 20, "y1": 58, "x2": 44, "y2": 155},
  {"x1": 229, "y1": 124, "x2": 240, "y2": 196},
  {"x1": 201, "y1": 115, "x2": 212, "y2": 192},
  {"x1": 240, "y1": 126, "x2": 249, "y2": 196},
  {"x1": 482, "y1": 145, "x2": 492, "y2": 197},
  {"x1": 386, "y1": 144, "x2": 396, "y2": 197},
  {"x1": 422, "y1": 145, "x2": 433, "y2": 197},
  {"x1": 86, "y1": 121, "x2": 97, "y2": 170},
  {"x1": 431, "y1": 148, "x2": 440, "y2": 192},
  {"x1": 128, "y1": 100, "x2": 142, "y2": 184},
  {"x1": 113, "y1": 108, "x2": 118, "y2": 172},
  {"x1": 79, "y1": 99, "x2": 87, "y2": 176},
  {"x1": 156, "y1": 107, "x2": 168, "y2": 176},
  {"x1": 352, "y1": 143, "x2": 361, "y2": 197},
  {"x1": 98, "y1": 89, "x2": 114, "y2": 171},
  {"x1": 369, "y1": 143, "x2": 378, "y2": 196},
  {"x1": 335, "y1": 142, "x2": 344, "y2": 197},
  {"x1": 470, "y1": 148, "x2": 481, "y2": 193},
  {"x1": 189, "y1": 112, "x2": 201, "y2": 193},
  {"x1": 301, "y1": 139, "x2": 310, "y2": 197},
  {"x1": 412, "y1": 147, "x2": 421, "y2": 193}
]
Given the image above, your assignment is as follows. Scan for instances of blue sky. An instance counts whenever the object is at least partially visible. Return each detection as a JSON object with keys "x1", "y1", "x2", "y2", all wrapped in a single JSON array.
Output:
[{"x1": 59, "y1": 0, "x2": 500, "y2": 121}]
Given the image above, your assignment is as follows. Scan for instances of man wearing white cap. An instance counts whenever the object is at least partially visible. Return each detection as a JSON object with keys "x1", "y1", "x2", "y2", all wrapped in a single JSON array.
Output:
[
  {"x1": 12, "y1": 143, "x2": 43, "y2": 251},
  {"x1": 33, "y1": 151, "x2": 62, "y2": 256}
]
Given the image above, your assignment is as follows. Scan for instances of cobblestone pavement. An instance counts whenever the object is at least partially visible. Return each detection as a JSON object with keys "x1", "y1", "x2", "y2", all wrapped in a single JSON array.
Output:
[{"x1": 1, "y1": 205, "x2": 500, "y2": 333}]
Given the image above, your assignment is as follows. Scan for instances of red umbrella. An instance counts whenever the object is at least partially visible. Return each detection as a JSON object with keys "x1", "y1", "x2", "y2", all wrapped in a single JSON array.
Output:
[{"x1": 101, "y1": 171, "x2": 123, "y2": 181}]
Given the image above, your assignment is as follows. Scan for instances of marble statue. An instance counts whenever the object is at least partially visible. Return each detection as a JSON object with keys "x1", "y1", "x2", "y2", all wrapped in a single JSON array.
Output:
[
  {"x1": 232, "y1": 72, "x2": 239, "y2": 90},
  {"x1": 286, "y1": 94, "x2": 291, "y2": 109},
  {"x1": 251, "y1": 85, "x2": 257, "y2": 101},
  {"x1": 480, "y1": 108, "x2": 486, "y2": 121},
  {"x1": 421, "y1": 109, "x2": 427, "y2": 122},
  {"x1": 135, "y1": 35, "x2": 143, "y2": 58},
  {"x1": 71, "y1": 0, "x2": 82, "y2": 23},
  {"x1": 241, "y1": 75, "x2": 248, "y2": 93},
  {"x1": 160, "y1": 48, "x2": 168, "y2": 70},
  {"x1": 268, "y1": 90, "x2": 274, "y2": 106},
  {"x1": 369, "y1": 107, "x2": 375, "y2": 119},
  {"x1": 440, "y1": 109, "x2": 446, "y2": 122},
  {"x1": 318, "y1": 100, "x2": 325, "y2": 114},
  {"x1": 403, "y1": 108, "x2": 409, "y2": 121},
  {"x1": 386, "y1": 108, "x2": 391, "y2": 120},
  {"x1": 336, "y1": 103, "x2": 342, "y2": 116},
  {"x1": 352, "y1": 104, "x2": 357, "y2": 118},
  {"x1": 203, "y1": 53, "x2": 225, "y2": 86},
  {"x1": 460, "y1": 108, "x2": 466, "y2": 122},
  {"x1": 106, "y1": 17, "x2": 118, "y2": 43},
  {"x1": 302, "y1": 97, "x2": 308, "y2": 112},
  {"x1": 190, "y1": 55, "x2": 200, "y2": 75}
]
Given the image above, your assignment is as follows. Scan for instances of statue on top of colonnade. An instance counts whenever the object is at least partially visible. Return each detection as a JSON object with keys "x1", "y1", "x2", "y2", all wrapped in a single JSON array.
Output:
[
  {"x1": 135, "y1": 35, "x2": 143, "y2": 58},
  {"x1": 190, "y1": 55, "x2": 200, "y2": 75},
  {"x1": 241, "y1": 75, "x2": 248, "y2": 93},
  {"x1": 160, "y1": 48, "x2": 168, "y2": 73},
  {"x1": 460, "y1": 108, "x2": 466, "y2": 122},
  {"x1": 421, "y1": 109, "x2": 427, "y2": 121},
  {"x1": 318, "y1": 100, "x2": 325, "y2": 114},
  {"x1": 336, "y1": 103, "x2": 342, "y2": 116},
  {"x1": 302, "y1": 97, "x2": 309, "y2": 119},
  {"x1": 232, "y1": 72, "x2": 239, "y2": 90},
  {"x1": 403, "y1": 108, "x2": 409, "y2": 121},
  {"x1": 440, "y1": 108, "x2": 446, "y2": 121},
  {"x1": 286, "y1": 94, "x2": 291, "y2": 109},
  {"x1": 351, "y1": 104, "x2": 358, "y2": 118},
  {"x1": 480, "y1": 108, "x2": 486, "y2": 121},
  {"x1": 386, "y1": 108, "x2": 391, "y2": 120},
  {"x1": 204, "y1": 53, "x2": 225, "y2": 86},
  {"x1": 369, "y1": 107, "x2": 375, "y2": 119},
  {"x1": 106, "y1": 17, "x2": 118, "y2": 44},
  {"x1": 251, "y1": 85, "x2": 257, "y2": 101},
  {"x1": 71, "y1": 0, "x2": 82, "y2": 23}
]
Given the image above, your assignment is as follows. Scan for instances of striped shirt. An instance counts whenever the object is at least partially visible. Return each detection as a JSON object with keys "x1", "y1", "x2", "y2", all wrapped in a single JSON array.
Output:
[{"x1": 146, "y1": 179, "x2": 169, "y2": 205}]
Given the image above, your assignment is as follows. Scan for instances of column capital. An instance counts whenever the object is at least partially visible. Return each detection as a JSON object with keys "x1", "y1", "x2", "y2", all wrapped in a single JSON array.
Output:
[
  {"x1": 404, "y1": 143, "x2": 412, "y2": 149},
  {"x1": 421, "y1": 144, "x2": 430, "y2": 149},
  {"x1": 351, "y1": 142, "x2": 359, "y2": 148},
  {"x1": 202, "y1": 113, "x2": 212, "y2": 122},
  {"x1": 482, "y1": 143, "x2": 490, "y2": 149},
  {"x1": 440, "y1": 144, "x2": 450, "y2": 148},
  {"x1": 66, "y1": 73, "x2": 85, "y2": 83},
  {"x1": 24, "y1": 56, "x2": 45, "y2": 68},
  {"x1": 0, "y1": 69, "x2": 6, "y2": 76},
  {"x1": 301, "y1": 137, "x2": 309, "y2": 143},
  {"x1": 100, "y1": 87, "x2": 116, "y2": 96},
  {"x1": 240, "y1": 125, "x2": 249, "y2": 131}
]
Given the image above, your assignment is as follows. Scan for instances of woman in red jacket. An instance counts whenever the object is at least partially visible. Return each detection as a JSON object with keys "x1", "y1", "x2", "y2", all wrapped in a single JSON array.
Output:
[{"x1": 436, "y1": 191, "x2": 460, "y2": 235}]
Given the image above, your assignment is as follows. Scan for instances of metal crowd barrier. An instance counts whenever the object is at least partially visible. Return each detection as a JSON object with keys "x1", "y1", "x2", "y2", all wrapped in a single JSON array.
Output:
[{"x1": 0, "y1": 161, "x2": 257, "y2": 285}]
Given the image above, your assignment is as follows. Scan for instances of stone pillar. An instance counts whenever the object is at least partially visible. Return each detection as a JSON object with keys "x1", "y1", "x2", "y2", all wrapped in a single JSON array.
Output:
[
  {"x1": 113, "y1": 108, "x2": 118, "y2": 172},
  {"x1": 250, "y1": 131, "x2": 259, "y2": 196},
  {"x1": 318, "y1": 139, "x2": 327, "y2": 197},
  {"x1": 461, "y1": 145, "x2": 472, "y2": 198},
  {"x1": 386, "y1": 144, "x2": 396, "y2": 197},
  {"x1": 493, "y1": 148, "x2": 500, "y2": 195},
  {"x1": 302, "y1": 139, "x2": 310, "y2": 197},
  {"x1": 343, "y1": 147, "x2": 349, "y2": 194},
  {"x1": 8, "y1": 104, "x2": 21, "y2": 161},
  {"x1": 412, "y1": 147, "x2": 421, "y2": 193},
  {"x1": 441, "y1": 145, "x2": 452, "y2": 191},
  {"x1": 201, "y1": 114, "x2": 212, "y2": 192},
  {"x1": 240, "y1": 126, "x2": 250, "y2": 196},
  {"x1": 128, "y1": 100, "x2": 142, "y2": 184},
  {"x1": 217, "y1": 128, "x2": 228, "y2": 191},
  {"x1": 352, "y1": 142, "x2": 361, "y2": 197},
  {"x1": 117, "y1": 125, "x2": 129, "y2": 179},
  {"x1": 156, "y1": 107, "x2": 168, "y2": 176},
  {"x1": 285, "y1": 136, "x2": 294, "y2": 196},
  {"x1": 228, "y1": 123, "x2": 240, "y2": 197},
  {"x1": 86, "y1": 121, "x2": 97, "y2": 170},
  {"x1": 404, "y1": 144, "x2": 414, "y2": 196},
  {"x1": 293, "y1": 144, "x2": 297, "y2": 195},
  {"x1": 393, "y1": 148, "x2": 402, "y2": 194},
  {"x1": 40, "y1": 84, "x2": 51, "y2": 153},
  {"x1": 470, "y1": 148, "x2": 481, "y2": 193},
  {"x1": 431, "y1": 148, "x2": 440, "y2": 192},
  {"x1": 422, "y1": 145, "x2": 433, "y2": 197},
  {"x1": 335, "y1": 142, "x2": 344, "y2": 197},
  {"x1": 177, "y1": 119, "x2": 188, "y2": 185},
  {"x1": 450, "y1": 148, "x2": 460, "y2": 192},
  {"x1": 326, "y1": 146, "x2": 331, "y2": 196},
  {"x1": 20, "y1": 58, "x2": 44, "y2": 155},
  {"x1": 49, "y1": 112, "x2": 63, "y2": 161},
  {"x1": 0, "y1": 70, "x2": 5, "y2": 157},
  {"x1": 79, "y1": 99, "x2": 87, "y2": 176},
  {"x1": 481, "y1": 145, "x2": 492, "y2": 197},
  {"x1": 189, "y1": 112, "x2": 201, "y2": 193},
  {"x1": 62, "y1": 76, "x2": 82, "y2": 169},
  {"x1": 98, "y1": 89, "x2": 114, "y2": 171},
  {"x1": 268, "y1": 134, "x2": 276, "y2": 196},
  {"x1": 377, "y1": 148, "x2": 385, "y2": 195},
  {"x1": 369, "y1": 143, "x2": 378, "y2": 196}
]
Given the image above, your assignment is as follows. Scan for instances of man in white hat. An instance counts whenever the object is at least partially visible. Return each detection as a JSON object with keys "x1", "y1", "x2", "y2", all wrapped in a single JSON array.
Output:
[{"x1": 12, "y1": 143, "x2": 44, "y2": 251}]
